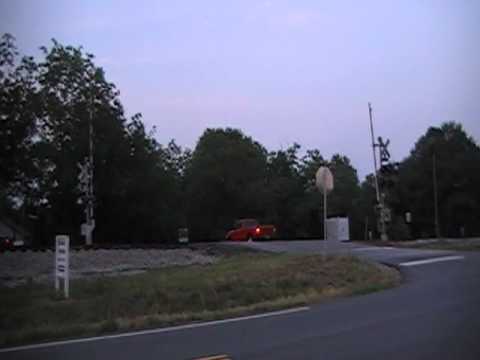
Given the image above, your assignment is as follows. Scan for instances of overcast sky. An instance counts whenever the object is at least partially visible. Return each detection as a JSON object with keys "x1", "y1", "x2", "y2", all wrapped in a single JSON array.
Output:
[{"x1": 2, "y1": 0, "x2": 479, "y2": 179}]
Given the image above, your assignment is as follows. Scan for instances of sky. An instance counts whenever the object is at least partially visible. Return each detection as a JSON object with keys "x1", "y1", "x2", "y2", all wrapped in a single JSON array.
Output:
[{"x1": 1, "y1": 0, "x2": 479, "y2": 179}]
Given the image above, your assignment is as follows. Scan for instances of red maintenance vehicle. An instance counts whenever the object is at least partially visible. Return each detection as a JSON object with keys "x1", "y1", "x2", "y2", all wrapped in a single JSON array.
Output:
[{"x1": 225, "y1": 219, "x2": 276, "y2": 241}]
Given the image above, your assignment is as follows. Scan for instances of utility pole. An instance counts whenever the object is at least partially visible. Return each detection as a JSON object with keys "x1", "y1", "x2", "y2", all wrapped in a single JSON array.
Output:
[
  {"x1": 368, "y1": 103, "x2": 388, "y2": 241},
  {"x1": 368, "y1": 103, "x2": 381, "y2": 204},
  {"x1": 78, "y1": 82, "x2": 96, "y2": 246},
  {"x1": 79, "y1": 90, "x2": 95, "y2": 246},
  {"x1": 85, "y1": 96, "x2": 94, "y2": 246},
  {"x1": 433, "y1": 153, "x2": 440, "y2": 239},
  {"x1": 315, "y1": 166, "x2": 334, "y2": 261}
]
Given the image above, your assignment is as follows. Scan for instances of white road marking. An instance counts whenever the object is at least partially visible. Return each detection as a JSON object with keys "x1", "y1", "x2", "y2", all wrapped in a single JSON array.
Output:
[
  {"x1": 0, "y1": 306, "x2": 309, "y2": 353},
  {"x1": 352, "y1": 247, "x2": 393, "y2": 251},
  {"x1": 195, "y1": 354, "x2": 230, "y2": 360},
  {"x1": 399, "y1": 255, "x2": 464, "y2": 267}
]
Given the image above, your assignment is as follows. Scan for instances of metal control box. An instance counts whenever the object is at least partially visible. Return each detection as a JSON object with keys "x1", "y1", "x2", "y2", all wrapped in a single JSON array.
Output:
[{"x1": 326, "y1": 217, "x2": 350, "y2": 242}]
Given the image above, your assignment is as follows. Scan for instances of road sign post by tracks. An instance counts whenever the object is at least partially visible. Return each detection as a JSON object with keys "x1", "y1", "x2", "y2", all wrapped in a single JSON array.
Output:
[
  {"x1": 315, "y1": 166, "x2": 334, "y2": 259},
  {"x1": 55, "y1": 235, "x2": 70, "y2": 298}
]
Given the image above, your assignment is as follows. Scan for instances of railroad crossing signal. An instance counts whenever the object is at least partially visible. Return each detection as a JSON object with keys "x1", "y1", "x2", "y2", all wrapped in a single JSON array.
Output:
[
  {"x1": 377, "y1": 136, "x2": 391, "y2": 165},
  {"x1": 77, "y1": 157, "x2": 95, "y2": 245}
]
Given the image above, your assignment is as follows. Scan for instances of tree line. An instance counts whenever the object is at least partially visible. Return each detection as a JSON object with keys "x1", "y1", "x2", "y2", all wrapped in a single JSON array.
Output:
[{"x1": 1, "y1": 34, "x2": 479, "y2": 245}]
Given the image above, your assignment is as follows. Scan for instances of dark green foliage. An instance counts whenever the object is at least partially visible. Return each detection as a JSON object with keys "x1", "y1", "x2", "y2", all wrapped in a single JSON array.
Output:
[
  {"x1": 388, "y1": 215, "x2": 411, "y2": 241},
  {"x1": 184, "y1": 134, "x2": 364, "y2": 240},
  {"x1": 0, "y1": 35, "x2": 187, "y2": 245},
  {"x1": 390, "y1": 122, "x2": 480, "y2": 238},
  {"x1": 355, "y1": 175, "x2": 378, "y2": 240},
  {"x1": 185, "y1": 128, "x2": 269, "y2": 240},
  {"x1": 264, "y1": 143, "x2": 304, "y2": 237},
  {"x1": 359, "y1": 123, "x2": 480, "y2": 240}
]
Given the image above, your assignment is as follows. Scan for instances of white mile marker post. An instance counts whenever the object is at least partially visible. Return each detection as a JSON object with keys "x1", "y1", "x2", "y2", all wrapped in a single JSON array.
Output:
[
  {"x1": 55, "y1": 235, "x2": 70, "y2": 298},
  {"x1": 316, "y1": 167, "x2": 334, "y2": 260}
]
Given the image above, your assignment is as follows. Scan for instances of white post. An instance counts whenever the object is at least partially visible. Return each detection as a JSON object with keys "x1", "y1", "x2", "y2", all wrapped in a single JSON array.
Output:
[
  {"x1": 64, "y1": 241, "x2": 70, "y2": 298},
  {"x1": 65, "y1": 276, "x2": 69, "y2": 299},
  {"x1": 55, "y1": 235, "x2": 70, "y2": 299},
  {"x1": 55, "y1": 270, "x2": 59, "y2": 291},
  {"x1": 316, "y1": 166, "x2": 333, "y2": 261}
]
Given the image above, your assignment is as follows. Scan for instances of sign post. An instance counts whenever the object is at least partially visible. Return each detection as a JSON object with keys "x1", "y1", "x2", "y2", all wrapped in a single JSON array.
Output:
[
  {"x1": 55, "y1": 235, "x2": 70, "y2": 298},
  {"x1": 316, "y1": 167, "x2": 334, "y2": 259}
]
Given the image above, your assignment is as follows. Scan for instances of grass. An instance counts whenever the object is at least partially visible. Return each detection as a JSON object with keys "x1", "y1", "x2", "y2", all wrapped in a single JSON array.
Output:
[
  {"x1": 410, "y1": 242, "x2": 480, "y2": 251},
  {"x1": 0, "y1": 253, "x2": 400, "y2": 347},
  {"x1": 383, "y1": 238, "x2": 480, "y2": 251}
]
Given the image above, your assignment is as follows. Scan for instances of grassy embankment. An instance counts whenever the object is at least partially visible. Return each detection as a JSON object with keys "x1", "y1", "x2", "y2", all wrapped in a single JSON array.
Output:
[
  {"x1": 0, "y1": 250, "x2": 400, "y2": 347},
  {"x1": 384, "y1": 238, "x2": 480, "y2": 251}
]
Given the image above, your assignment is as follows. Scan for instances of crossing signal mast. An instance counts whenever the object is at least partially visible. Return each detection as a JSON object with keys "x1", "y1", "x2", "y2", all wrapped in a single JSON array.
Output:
[
  {"x1": 78, "y1": 92, "x2": 95, "y2": 245},
  {"x1": 368, "y1": 103, "x2": 389, "y2": 241}
]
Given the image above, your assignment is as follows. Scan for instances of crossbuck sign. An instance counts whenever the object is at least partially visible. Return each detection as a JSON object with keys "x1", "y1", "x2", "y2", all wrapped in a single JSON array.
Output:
[{"x1": 55, "y1": 235, "x2": 70, "y2": 298}]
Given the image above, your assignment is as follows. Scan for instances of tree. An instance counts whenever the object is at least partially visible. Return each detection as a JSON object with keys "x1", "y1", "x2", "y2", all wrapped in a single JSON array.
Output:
[
  {"x1": 185, "y1": 128, "x2": 268, "y2": 240},
  {"x1": 289, "y1": 148, "x2": 325, "y2": 238},
  {"x1": 327, "y1": 155, "x2": 360, "y2": 216},
  {"x1": 299, "y1": 149, "x2": 325, "y2": 187},
  {"x1": 326, "y1": 154, "x2": 362, "y2": 239},
  {"x1": 356, "y1": 174, "x2": 380, "y2": 240},
  {"x1": 0, "y1": 33, "x2": 40, "y2": 207},
  {"x1": 116, "y1": 117, "x2": 183, "y2": 243},
  {"x1": 1, "y1": 34, "x2": 184, "y2": 245},
  {"x1": 393, "y1": 122, "x2": 480, "y2": 238},
  {"x1": 264, "y1": 143, "x2": 306, "y2": 237},
  {"x1": 30, "y1": 40, "x2": 135, "y2": 243}
]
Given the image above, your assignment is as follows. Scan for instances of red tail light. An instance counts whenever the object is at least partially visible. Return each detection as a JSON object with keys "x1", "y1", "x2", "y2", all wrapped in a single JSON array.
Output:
[{"x1": 255, "y1": 227, "x2": 261, "y2": 234}]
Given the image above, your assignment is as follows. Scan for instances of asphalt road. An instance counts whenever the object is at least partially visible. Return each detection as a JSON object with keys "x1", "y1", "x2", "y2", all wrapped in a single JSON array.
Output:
[{"x1": 2, "y1": 241, "x2": 480, "y2": 360}]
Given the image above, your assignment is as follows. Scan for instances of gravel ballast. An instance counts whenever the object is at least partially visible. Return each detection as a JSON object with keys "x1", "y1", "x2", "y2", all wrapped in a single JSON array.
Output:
[{"x1": 0, "y1": 248, "x2": 217, "y2": 287}]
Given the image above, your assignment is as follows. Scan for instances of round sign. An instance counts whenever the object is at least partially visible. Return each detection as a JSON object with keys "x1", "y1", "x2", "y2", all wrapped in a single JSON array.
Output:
[{"x1": 315, "y1": 166, "x2": 334, "y2": 194}]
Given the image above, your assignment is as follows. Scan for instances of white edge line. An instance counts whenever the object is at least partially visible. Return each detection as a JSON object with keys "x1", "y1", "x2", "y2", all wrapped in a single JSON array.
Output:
[
  {"x1": 0, "y1": 306, "x2": 309, "y2": 353},
  {"x1": 399, "y1": 255, "x2": 464, "y2": 267},
  {"x1": 352, "y1": 247, "x2": 393, "y2": 251}
]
